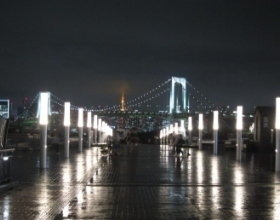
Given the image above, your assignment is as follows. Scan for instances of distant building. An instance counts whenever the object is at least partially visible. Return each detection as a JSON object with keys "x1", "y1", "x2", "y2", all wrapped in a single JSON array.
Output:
[{"x1": 253, "y1": 106, "x2": 275, "y2": 152}]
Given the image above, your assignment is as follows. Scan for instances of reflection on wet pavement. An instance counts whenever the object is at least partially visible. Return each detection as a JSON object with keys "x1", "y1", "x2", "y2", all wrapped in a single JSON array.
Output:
[{"x1": 1, "y1": 144, "x2": 280, "y2": 219}]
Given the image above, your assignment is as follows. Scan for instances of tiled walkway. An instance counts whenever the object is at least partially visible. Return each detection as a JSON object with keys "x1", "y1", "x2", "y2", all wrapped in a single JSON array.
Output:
[{"x1": 1, "y1": 144, "x2": 280, "y2": 219}]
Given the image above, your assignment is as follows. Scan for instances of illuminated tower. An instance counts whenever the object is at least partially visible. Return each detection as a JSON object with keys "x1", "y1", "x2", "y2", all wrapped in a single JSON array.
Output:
[
  {"x1": 121, "y1": 91, "x2": 125, "y2": 111},
  {"x1": 169, "y1": 77, "x2": 188, "y2": 113}
]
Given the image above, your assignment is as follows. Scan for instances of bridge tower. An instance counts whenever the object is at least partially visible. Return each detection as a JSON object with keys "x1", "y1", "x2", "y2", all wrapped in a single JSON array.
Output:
[{"x1": 169, "y1": 77, "x2": 188, "y2": 113}]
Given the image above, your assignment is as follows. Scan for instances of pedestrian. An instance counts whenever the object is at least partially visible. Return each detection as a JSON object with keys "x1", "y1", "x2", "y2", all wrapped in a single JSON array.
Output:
[{"x1": 175, "y1": 134, "x2": 188, "y2": 157}]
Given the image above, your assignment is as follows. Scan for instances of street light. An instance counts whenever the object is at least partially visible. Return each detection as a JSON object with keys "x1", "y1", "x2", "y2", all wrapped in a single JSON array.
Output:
[
  {"x1": 78, "y1": 108, "x2": 83, "y2": 152},
  {"x1": 188, "y1": 117, "x2": 192, "y2": 145},
  {"x1": 275, "y1": 98, "x2": 280, "y2": 171},
  {"x1": 213, "y1": 111, "x2": 219, "y2": 155},
  {"x1": 87, "y1": 111, "x2": 92, "y2": 148},
  {"x1": 236, "y1": 106, "x2": 243, "y2": 160},
  {"x1": 64, "y1": 102, "x2": 70, "y2": 158},
  {"x1": 39, "y1": 92, "x2": 50, "y2": 168},
  {"x1": 198, "y1": 113, "x2": 203, "y2": 150},
  {"x1": 93, "y1": 115, "x2": 98, "y2": 144}
]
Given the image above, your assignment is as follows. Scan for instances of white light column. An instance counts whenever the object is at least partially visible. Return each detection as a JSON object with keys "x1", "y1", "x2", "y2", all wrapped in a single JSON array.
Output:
[
  {"x1": 174, "y1": 122, "x2": 179, "y2": 135},
  {"x1": 166, "y1": 127, "x2": 169, "y2": 145},
  {"x1": 64, "y1": 102, "x2": 70, "y2": 158},
  {"x1": 93, "y1": 115, "x2": 98, "y2": 144},
  {"x1": 169, "y1": 124, "x2": 173, "y2": 146},
  {"x1": 78, "y1": 108, "x2": 84, "y2": 152},
  {"x1": 160, "y1": 130, "x2": 163, "y2": 145},
  {"x1": 87, "y1": 111, "x2": 92, "y2": 148},
  {"x1": 236, "y1": 106, "x2": 243, "y2": 160},
  {"x1": 163, "y1": 128, "x2": 166, "y2": 145},
  {"x1": 39, "y1": 92, "x2": 49, "y2": 168},
  {"x1": 276, "y1": 98, "x2": 280, "y2": 171},
  {"x1": 188, "y1": 117, "x2": 192, "y2": 145},
  {"x1": 180, "y1": 119, "x2": 185, "y2": 136},
  {"x1": 213, "y1": 111, "x2": 219, "y2": 155},
  {"x1": 198, "y1": 114, "x2": 203, "y2": 150},
  {"x1": 98, "y1": 119, "x2": 102, "y2": 144}
]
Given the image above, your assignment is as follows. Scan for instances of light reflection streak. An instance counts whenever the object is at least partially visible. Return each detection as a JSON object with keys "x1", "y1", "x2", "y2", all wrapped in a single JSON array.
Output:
[
  {"x1": 62, "y1": 204, "x2": 69, "y2": 217},
  {"x1": 38, "y1": 172, "x2": 49, "y2": 218},
  {"x1": 3, "y1": 197, "x2": 10, "y2": 218},
  {"x1": 196, "y1": 152, "x2": 203, "y2": 184},
  {"x1": 62, "y1": 162, "x2": 71, "y2": 183},
  {"x1": 234, "y1": 165, "x2": 244, "y2": 217},
  {"x1": 76, "y1": 154, "x2": 84, "y2": 181},
  {"x1": 211, "y1": 157, "x2": 219, "y2": 184},
  {"x1": 210, "y1": 157, "x2": 220, "y2": 211},
  {"x1": 273, "y1": 176, "x2": 280, "y2": 219}
]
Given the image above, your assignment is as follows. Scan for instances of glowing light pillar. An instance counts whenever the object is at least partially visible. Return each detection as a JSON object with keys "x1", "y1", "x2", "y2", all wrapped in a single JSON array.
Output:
[
  {"x1": 175, "y1": 123, "x2": 179, "y2": 135},
  {"x1": 180, "y1": 119, "x2": 185, "y2": 136},
  {"x1": 93, "y1": 115, "x2": 98, "y2": 144},
  {"x1": 78, "y1": 108, "x2": 83, "y2": 152},
  {"x1": 213, "y1": 111, "x2": 219, "y2": 155},
  {"x1": 39, "y1": 92, "x2": 49, "y2": 168},
  {"x1": 98, "y1": 119, "x2": 102, "y2": 144},
  {"x1": 64, "y1": 102, "x2": 70, "y2": 158},
  {"x1": 276, "y1": 98, "x2": 280, "y2": 171},
  {"x1": 163, "y1": 128, "x2": 166, "y2": 145},
  {"x1": 169, "y1": 124, "x2": 173, "y2": 146},
  {"x1": 160, "y1": 130, "x2": 163, "y2": 145},
  {"x1": 188, "y1": 117, "x2": 192, "y2": 145},
  {"x1": 198, "y1": 114, "x2": 203, "y2": 150},
  {"x1": 87, "y1": 112, "x2": 92, "y2": 148},
  {"x1": 166, "y1": 127, "x2": 169, "y2": 145},
  {"x1": 236, "y1": 106, "x2": 243, "y2": 160}
]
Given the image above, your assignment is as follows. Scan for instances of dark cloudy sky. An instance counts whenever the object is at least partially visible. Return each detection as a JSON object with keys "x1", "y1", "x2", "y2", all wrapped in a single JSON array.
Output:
[{"x1": 1, "y1": 0, "x2": 280, "y2": 113}]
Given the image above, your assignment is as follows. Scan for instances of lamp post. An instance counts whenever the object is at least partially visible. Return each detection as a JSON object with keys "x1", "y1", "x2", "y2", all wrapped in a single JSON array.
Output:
[
  {"x1": 198, "y1": 113, "x2": 203, "y2": 150},
  {"x1": 188, "y1": 117, "x2": 192, "y2": 145},
  {"x1": 39, "y1": 92, "x2": 49, "y2": 168},
  {"x1": 180, "y1": 119, "x2": 185, "y2": 136},
  {"x1": 166, "y1": 127, "x2": 169, "y2": 145},
  {"x1": 78, "y1": 108, "x2": 83, "y2": 152},
  {"x1": 236, "y1": 106, "x2": 243, "y2": 160},
  {"x1": 98, "y1": 118, "x2": 102, "y2": 144},
  {"x1": 174, "y1": 122, "x2": 178, "y2": 135},
  {"x1": 87, "y1": 111, "x2": 92, "y2": 148},
  {"x1": 93, "y1": 115, "x2": 98, "y2": 144},
  {"x1": 276, "y1": 98, "x2": 280, "y2": 171},
  {"x1": 64, "y1": 102, "x2": 70, "y2": 158},
  {"x1": 213, "y1": 111, "x2": 219, "y2": 155}
]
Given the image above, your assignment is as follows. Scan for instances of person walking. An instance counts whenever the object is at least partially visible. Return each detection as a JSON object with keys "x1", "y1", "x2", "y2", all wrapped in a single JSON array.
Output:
[{"x1": 175, "y1": 134, "x2": 184, "y2": 156}]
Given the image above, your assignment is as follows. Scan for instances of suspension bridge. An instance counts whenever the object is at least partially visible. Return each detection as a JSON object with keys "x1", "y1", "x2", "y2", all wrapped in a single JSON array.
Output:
[{"x1": 19, "y1": 76, "x2": 225, "y2": 118}]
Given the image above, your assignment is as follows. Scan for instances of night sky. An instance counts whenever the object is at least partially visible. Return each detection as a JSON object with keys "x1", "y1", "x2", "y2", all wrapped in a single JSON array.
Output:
[{"x1": 1, "y1": 1, "x2": 280, "y2": 113}]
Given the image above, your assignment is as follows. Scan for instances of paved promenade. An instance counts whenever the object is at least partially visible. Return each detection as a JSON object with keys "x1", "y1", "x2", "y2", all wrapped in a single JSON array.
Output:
[{"x1": 1, "y1": 143, "x2": 280, "y2": 219}]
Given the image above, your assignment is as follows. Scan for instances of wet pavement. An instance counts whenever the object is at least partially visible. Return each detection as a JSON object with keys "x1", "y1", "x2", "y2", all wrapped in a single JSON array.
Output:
[{"x1": 1, "y1": 143, "x2": 280, "y2": 219}]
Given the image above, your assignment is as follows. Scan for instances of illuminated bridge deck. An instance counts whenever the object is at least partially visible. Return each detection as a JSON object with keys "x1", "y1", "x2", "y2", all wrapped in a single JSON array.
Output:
[{"x1": 1, "y1": 144, "x2": 280, "y2": 219}]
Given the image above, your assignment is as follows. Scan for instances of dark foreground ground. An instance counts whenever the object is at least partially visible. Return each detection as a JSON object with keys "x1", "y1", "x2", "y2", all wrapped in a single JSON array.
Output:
[{"x1": 1, "y1": 143, "x2": 280, "y2": 220}]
